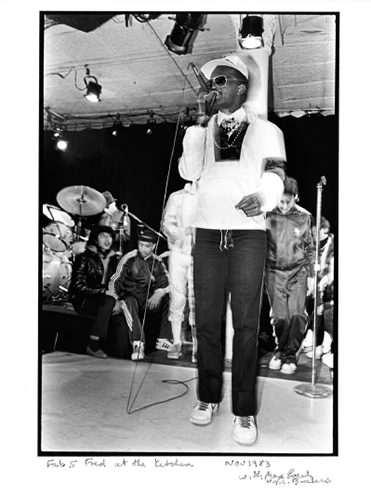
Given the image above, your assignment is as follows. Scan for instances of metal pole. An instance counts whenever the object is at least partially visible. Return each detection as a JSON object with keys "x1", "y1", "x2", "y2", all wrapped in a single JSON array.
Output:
[{"x1": 294, "y1": 176, "x2": 332, "y2": 398}]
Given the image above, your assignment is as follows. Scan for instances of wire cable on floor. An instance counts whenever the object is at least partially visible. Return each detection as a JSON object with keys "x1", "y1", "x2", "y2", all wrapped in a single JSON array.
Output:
[{"x1": 126, "y1": 376, "x2": 197, "y2": 414}]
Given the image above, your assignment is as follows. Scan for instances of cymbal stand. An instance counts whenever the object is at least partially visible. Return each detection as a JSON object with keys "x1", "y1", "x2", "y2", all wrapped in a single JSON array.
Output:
[{"x1": 294, "y1": 176, "x2": 332, "y2": 398}]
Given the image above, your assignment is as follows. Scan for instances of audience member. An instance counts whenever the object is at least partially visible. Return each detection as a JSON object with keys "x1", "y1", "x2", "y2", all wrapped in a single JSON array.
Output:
[
  {"x1": 161, "y1": 182, "x2": 197, "y2": 361},
  {"x1": 107, "y1": 226, "x2": 173, "y2": 360},
  {"x1": 69, "y1": 226, "x2": 125, "y2": 358},
  {"x1": 265, "y1": 177, "x2": 315, "y2": 374},
  {"x1": 303, "y1": 216, "x2": 335, "y2": 358},
  {"x1": 178, "y1": 54, "x2": 286, "y2": 446}
]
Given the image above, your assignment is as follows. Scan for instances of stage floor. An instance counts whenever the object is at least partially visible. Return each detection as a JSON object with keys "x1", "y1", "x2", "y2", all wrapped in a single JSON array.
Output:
[{"x1": 41, "y1": 351, "x2": 334, "y2": 454}]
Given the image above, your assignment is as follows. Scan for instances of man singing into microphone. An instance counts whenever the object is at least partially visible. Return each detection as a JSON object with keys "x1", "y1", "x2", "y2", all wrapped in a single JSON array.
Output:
[{"x1": 178, "y1": 54, "x2": 286, "y2": 446}]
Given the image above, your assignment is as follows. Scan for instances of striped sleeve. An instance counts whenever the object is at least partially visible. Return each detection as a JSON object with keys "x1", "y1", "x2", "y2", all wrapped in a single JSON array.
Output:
[{"x1": 107, "y1": 249, "x2": 138, "y2": 299}]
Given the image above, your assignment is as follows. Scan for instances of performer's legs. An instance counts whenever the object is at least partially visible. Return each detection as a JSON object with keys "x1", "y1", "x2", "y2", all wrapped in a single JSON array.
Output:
[
  {"x1": 193, "y1": 229, "x2": 226, "y2": 405},
  {"x1": 228, "y1": 230, "x2": 267, "y2": 418}
]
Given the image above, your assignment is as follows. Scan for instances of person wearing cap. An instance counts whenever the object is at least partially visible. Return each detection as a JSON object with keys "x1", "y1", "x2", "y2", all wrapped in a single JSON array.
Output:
[
  {"x1": 178, "y1": 54, "x2": 286, "y2": 446},
  {"x1": 107, "y1": 225, "x2": 173, "y2": 360},
  {"x1": 98, "y1": 191, "x2": 131, "y2": 255},
  {"x1": 69, "y1": 225, "x2": 126, "y2": 359}
]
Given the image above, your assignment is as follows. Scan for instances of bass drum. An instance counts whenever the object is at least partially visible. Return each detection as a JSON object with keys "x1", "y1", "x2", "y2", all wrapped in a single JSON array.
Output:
[
  {"x1": 42, "y1": 250, "x2": 72, "y2": 302},
  {"x1": 43, "y1": 221, "x2": 74, "y2": 253}
]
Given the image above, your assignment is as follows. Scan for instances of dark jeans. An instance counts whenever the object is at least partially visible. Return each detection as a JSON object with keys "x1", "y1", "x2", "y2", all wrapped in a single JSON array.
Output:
[
  {"x1": 78, "y1": 294, "x2": 116, "y2": 338},
  {"x1": 194, "y1": 228, "x2": 266, "y2": 417},
  {"x1": 77, "y1": 294, "x2": 131, "y2": 358}
]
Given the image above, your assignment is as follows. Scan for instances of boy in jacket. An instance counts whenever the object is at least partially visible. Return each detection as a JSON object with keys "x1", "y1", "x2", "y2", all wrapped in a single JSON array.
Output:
[{"x1": 265, "y1": 177, "x2": 315, "y2": 374}]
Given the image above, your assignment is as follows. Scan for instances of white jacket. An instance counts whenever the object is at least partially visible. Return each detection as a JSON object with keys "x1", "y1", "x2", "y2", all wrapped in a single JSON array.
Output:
[{"x1": 161, "y1": 183, "x2": 197, "y2": 255}]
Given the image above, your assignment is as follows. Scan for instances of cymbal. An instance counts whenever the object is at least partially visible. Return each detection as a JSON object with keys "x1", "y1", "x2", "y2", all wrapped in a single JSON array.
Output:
[
  {"x1": 42, "y1": 204, "x2": 75, "y2": 227},
  {"x1": 56, "y1": 185, "x2": 106, "y2": 216}
]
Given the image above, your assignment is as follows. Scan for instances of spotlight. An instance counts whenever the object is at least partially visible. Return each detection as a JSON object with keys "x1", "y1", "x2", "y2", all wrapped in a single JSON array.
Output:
[
  {"x1": 51, "y1": 127, "x2": 68, "y2": 151},
  {"x1": 146, "y1": 112, "x2": 156, "y2": 134},
  {"x1": 84, "y1": 67, "x2": 102, "y2": 102},
  {"x1": 111, "y1": 121, "x2": 122, "y2": 136},
  {"x1": 239, "y1": 15, "x2": 264, "y2": 49},
  {"x1": 165, "y1": 13, "x2": 204, "y2": 55},
  {"x1": 56, "y1": 138, "x2": 68, "y2": 151}
]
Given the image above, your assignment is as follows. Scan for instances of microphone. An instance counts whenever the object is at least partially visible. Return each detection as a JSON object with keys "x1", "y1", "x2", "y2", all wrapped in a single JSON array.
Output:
[
  {"x1": 189, "y1": 62, "x2": 218, "y2": 126},
  {"x1": 189, "y1": 62, "x2": 209, "y2": 92}
]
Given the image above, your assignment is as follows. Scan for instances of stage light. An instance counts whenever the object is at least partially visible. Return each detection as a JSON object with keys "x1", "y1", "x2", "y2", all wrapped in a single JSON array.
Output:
[
  {"x1": 146, "y1": 112, "x2": 156, "y2": 134},
  {"x1": 84, "y1": 67, "x2": 102, "y2": 102},
  {"x1": 51, "y1": 126, "x2": 68, "y2": 151},
  {"x1": 239, "y1": 15, "x2": 264, "y2": 49},
  {"x1": 56, "y1": 138, "x2": 68, "y2": 151},
  {"x1": 164, "y1": 13, "x2": 204, "y2": 55},
  {"x1": 111, "y1": 121, "x2": 123, "y2": 136}
]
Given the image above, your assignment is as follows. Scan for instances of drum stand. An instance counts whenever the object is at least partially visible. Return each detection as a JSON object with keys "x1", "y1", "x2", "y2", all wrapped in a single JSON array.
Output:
[
  {"x1": 294, "y1": 176, "x2": 332, "y2": 399},
  {"x1": 43, "y1": 279, "x2": 71, "y2": 303}
]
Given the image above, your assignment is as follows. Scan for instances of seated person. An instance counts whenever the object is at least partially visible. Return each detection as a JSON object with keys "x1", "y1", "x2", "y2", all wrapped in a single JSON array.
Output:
[
  {"x1": 69, "y1": 225, "x2": 126, "y2": 359},
  {"x1": 107, "y1": 225, "x2": 173, "y2": 360}
]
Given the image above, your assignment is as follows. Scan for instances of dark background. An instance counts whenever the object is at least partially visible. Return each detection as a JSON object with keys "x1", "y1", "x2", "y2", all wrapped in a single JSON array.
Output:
[{"x1": 42, "y1": 113, "x2": 338, "y2": 252}]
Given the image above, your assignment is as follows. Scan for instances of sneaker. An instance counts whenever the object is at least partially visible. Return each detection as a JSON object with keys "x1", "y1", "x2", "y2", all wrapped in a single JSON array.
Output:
[
  {"x1": 86, "y1": 346, "x2": 107, "y2": 359},
  {"x1": 233, "y1": 416, "x2": 258, "y2": 446},
  {"x1": 268, "y1": 355, "x2": 282, "y2": 370},
  {"x1": 305, "y1": 345, "x2": 323, "y2": 359},
  {"x1": 167, "y1": 343, "x2": 182, "y2": 360},
  {"x1": 301, "y1": 329, "x2": 313, "y2": 352},
  {"x1": 322, "y1": 332, "x2": 332, "y2": 355},
  {"x1": 155, "y1": 339, "x2": 172, "y2": 351},
  {"x1": 280, "y1": 363, "x2": 297, "y2": 375},
  {"x1": 190, "y1": 401, "x2": 219, "y2": 426},
  {"x1": 131, "y1": 341, "x2": 145, "y2": 361},
  {"x1": 322, "y1": 352, "x2": 334, "y2": 369}
]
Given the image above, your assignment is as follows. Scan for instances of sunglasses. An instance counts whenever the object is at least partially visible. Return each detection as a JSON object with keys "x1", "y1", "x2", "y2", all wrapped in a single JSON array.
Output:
[{"x1": 208, "y1": 75, "x2": 246, "y2": 88}]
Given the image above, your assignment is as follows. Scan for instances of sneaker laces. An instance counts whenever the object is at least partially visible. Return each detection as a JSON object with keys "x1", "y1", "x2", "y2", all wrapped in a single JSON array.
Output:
[
  {"x1": 197, "y1": 401, "x2": 210, "y2": 411},
  {"x1": 236, "y1": 416, "x2": 254, "y2": 428}
]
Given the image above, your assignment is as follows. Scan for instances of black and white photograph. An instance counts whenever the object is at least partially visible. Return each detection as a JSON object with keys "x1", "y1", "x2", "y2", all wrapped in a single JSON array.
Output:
[
  {"x1": 2, "y1": 1, "x2": 370, "y2": 492},
  {"x1": 40, "y1": 10, "x2": 337, "y2": 456}
]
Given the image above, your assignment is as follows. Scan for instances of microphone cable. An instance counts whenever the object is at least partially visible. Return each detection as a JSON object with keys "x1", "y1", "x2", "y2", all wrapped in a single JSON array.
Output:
[{"x1": 126, "y1": 67, "x2": 191, "y2": 415}]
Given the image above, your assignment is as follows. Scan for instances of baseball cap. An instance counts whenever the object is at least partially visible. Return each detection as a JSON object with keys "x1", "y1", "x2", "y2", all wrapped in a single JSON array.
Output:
[
  {"x1": 201, "y1": 54, "x2": 249, "y2": 80},
  {"x1": 138, "y1": 225, "x2": 158, "y2": 243}
]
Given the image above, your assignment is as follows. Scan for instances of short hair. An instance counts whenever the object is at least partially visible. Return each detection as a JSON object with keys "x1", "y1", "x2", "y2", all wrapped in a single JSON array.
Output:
[
  {"x1": 320, "y1": 216, "x2": 331, "y2": 231},
  {"x1": 311, "y1": 216, "x2": 331, "y2": 232},
  {"x1": 283, "y1": 177, "x2": 299, "y2": 197}
]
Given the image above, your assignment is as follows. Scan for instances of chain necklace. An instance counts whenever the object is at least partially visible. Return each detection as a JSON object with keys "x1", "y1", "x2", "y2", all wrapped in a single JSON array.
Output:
[{"x1": 213, "y1": 117, "x2": 247, "y2": 150}]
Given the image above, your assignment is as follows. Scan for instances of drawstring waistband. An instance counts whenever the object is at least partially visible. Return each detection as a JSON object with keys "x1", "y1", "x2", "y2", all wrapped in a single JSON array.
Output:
[{"x1": 219, "y1": 230, "x2": 234, "y2": 252}]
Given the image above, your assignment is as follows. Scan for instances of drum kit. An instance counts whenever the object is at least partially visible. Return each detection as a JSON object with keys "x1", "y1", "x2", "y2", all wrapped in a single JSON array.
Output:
[{"x1": 42, "y1": 185, "x2": 106, "y2": 303}]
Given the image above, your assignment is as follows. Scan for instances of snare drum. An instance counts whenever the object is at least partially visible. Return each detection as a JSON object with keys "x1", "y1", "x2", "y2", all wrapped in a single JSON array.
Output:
[
  {"x1": 42, "y1": 250, "x2": 72, "y2": 301},
  {"x1": 43, "y1": 221, "x2": 73, "y2": 252}
]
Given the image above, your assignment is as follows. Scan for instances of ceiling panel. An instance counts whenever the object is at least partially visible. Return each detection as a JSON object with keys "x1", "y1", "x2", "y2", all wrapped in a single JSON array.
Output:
[{"x1": 43, "y1": 13, "x2": 337, "y2": 129}]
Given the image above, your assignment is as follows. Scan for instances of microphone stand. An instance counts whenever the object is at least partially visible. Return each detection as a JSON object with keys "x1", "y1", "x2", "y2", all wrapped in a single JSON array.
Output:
[
  {"x1": 295, "y1": 176, "x2": 332, "y2": 398},
  {"x1": 123, "y1": 208, "x2": 166, "y2": 241}
]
